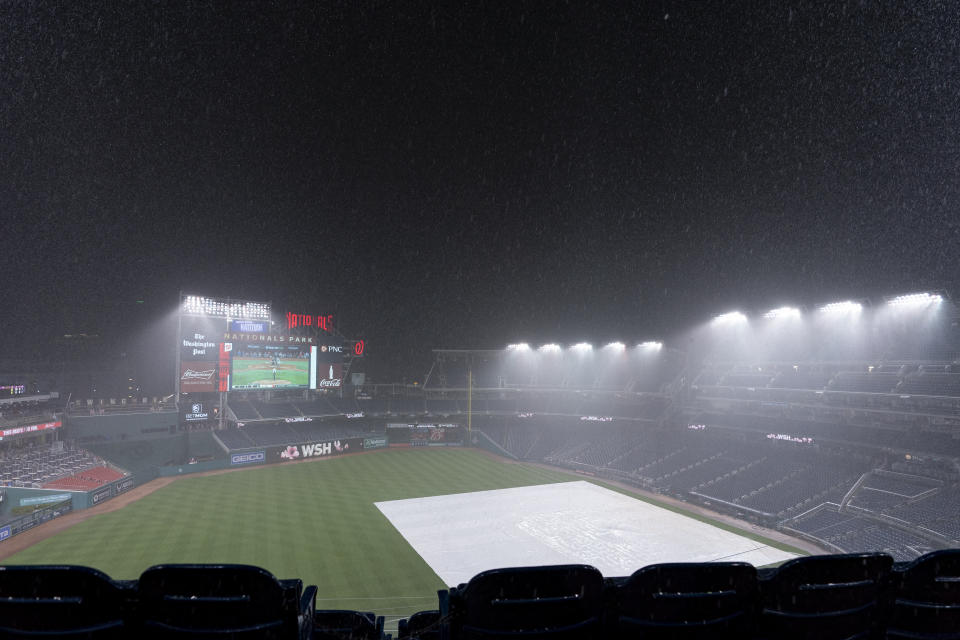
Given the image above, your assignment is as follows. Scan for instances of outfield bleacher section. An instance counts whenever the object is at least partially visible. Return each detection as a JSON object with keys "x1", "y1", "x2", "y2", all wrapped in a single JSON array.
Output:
[
  {"x1": 0, "y1": 446, "x2": 107, "y2": 488},
  {"x1": 43, "y1": 465, "x2": 125, "y2": 491}
]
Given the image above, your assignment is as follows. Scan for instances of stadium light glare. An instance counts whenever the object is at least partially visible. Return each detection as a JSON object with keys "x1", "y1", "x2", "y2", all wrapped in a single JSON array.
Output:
[
  {"x1": 506, "y1": 343, "x2": 530, "y2": 352},
  {"x1": 181, "y1": 295, "x2": 271, "y2": 320},
  {"x1": 604, "y1": 341, "x2": 626, "y2": 351},
  {"x1": 570, "y1": 342, "x2": 593, "y2": 352},
  {"x1": 538, "y1": 343, "x2": 561, "y2": 353},
  {"x1": 818, "y1": 300, "x2": 862, "y2": 314},
  {"x1": 638, "y1": 341, "x2": 663, "y2": 350},
  {"x1": 712, "y1": 311, "x2": 747, "y2": 325},
  {"x1": 887, "y1": 292, "x2": 943, "y2": 307},
  {"x1": 763, "y1": 306, "x2": 801, "y2": 320}
]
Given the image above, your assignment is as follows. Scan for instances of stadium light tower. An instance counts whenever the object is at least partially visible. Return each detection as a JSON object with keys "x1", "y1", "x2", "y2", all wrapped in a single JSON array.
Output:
[
  {"x1": 570, "y1": 342, "x2": 593, "y2": 352},
  {"x1": 180, "y1": 294, "x2": 271, "y2": 321},
  {"x1": 506, "y1": 343, "x2": 531, "y2": 352},
  {"x1": 886, "y1": 292, "x2": 944, "y2": 307},
  {"x1": 763, "y1": 306, "x2": 801, "y2": 320},
  {"x1": 712, "y1": 311, "x2": 747, "y2": 325},
  {"x1": 818, "y1": 300, "x2": 863, "y2": 315},
  {"x1": 604, "y1": 341, "x2": 626, "y2": 352},
  {"x1": 638, "y1": 341, "x2": 663, "y2": 350},
  {"x1": 538, "y1": 343, "x2": 561, "y2": 353}
]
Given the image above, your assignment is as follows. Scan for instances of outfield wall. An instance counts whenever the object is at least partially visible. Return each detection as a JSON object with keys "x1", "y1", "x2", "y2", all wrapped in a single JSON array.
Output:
[
  {"x1": 70, "y1": 411, "x2": 179, "y2": 441},
  {"x1": 84, "y1": 431, "x2": 222, "y2": 477},
  {"x1": 0, "y1": 500, "x2": 72, "y2": 542},
  {"x1": 0, "y1": 474, "x2": 138, "y2": 546},
  {"x1": 2, "y1": 475, "x2": 138, "y2": 515},
  {"x1": 224, "y1": 437, "x2": 366, "y2": 469}
]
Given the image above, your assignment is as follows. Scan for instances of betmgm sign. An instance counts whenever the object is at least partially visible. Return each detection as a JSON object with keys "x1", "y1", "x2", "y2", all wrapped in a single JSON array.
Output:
[{"x1": 182, "y1": 402, "x2": 213, "y2": 425}]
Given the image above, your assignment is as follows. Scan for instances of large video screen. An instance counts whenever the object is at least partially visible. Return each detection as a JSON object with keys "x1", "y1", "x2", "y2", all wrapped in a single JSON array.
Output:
[{"x1": 230, "y1": 343, "x2": 317, "y2": 390}]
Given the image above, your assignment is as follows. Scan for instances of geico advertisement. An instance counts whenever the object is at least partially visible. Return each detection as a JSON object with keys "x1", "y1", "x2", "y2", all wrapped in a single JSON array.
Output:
[
  {"x1": 230, "y1": 451, "x2": 266, "y2": 466},
  {"x1": 271, "y1": 438, "x2": 362, "y2": 462}
]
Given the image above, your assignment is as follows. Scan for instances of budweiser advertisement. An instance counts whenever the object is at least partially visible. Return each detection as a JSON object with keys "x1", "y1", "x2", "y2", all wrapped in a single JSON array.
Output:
[{"x1": 180, "y1": 361, "x2": 217, "y2": 393}]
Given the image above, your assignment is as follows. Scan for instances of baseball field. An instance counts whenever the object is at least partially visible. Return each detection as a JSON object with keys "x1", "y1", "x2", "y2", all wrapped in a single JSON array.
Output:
[
  {"x1": 231, "y1": 357, "x2": 310, "y2": 388},
  {"x1": 0, "y1": 448, "x2": 809, "y2": 629}
]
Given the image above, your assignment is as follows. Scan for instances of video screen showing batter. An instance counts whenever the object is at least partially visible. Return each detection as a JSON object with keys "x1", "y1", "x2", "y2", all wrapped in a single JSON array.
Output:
[{"x1": 230, "y1": 343, "x2": 316, "y2": 390}]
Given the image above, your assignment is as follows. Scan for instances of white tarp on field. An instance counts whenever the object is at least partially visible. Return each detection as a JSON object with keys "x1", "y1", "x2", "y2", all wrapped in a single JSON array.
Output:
[{"x1": 375, "y1": 481, "x2": 798, "y2": 585}]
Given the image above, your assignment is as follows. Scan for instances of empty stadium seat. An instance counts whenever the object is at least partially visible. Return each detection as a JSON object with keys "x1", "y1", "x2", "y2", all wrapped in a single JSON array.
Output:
[
  {"x1": 757, "y1": 552, "x2": 893, "y2": 640},
  {"x1": 445, "y1": 564, "x2": 604, "y2": 639},
  {"x1": 136, "y1": 564, "x2": 315, "y2": 639},
  {"x1": 0, "y1": 565, "x2": 130, "y2": 638},
  {"x1": 398, "y1": 609, "x2": 441, "y2": 639},
  {"x1": 313, "y1": 609, "x2": 384, "y2": 639},
  {"x1": 613, "y1": 562, "x2": 759, "y2": 638},
  {"x1": 887, "y1": 549, "x2": 960, "y2": 639}
]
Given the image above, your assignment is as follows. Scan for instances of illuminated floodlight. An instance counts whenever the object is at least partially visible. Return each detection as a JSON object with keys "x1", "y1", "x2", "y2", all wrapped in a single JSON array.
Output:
[
  {"x1": 712, "y1": 311, "x2": 747, "y2": 325},
  {"x1": 604, "y1": 341, "x2": 626, "y2": 351},
  {"x1": 570, "y1": 342, "x2": 593, "y2": 352},
  {"x1": 538, "y1": 343, "x2": 561, "y2": 353},
  {"x1": 181, "y1": 295, "x2": 271, "y2": 320},
  {"x1": 638, "y1": 341, "x2": 663, "y2": 350},
  {"x1": 763, "y1": 306, "x2": 801, "y2": 320},
  {"x1": 506, "y1": 343, "x2": 530, "y2": 352},
  {"x1": 887, "y1": 292, "x2": 943, "y2": 307},
  {"x1": 818, "y1": 300, "x2": 862, "y2": 314}
]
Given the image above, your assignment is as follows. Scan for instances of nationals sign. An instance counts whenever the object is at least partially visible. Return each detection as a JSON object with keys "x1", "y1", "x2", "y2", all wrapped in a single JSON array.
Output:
[{"x1": 285, "y1": 312, "x2": 334, "y2": 332}]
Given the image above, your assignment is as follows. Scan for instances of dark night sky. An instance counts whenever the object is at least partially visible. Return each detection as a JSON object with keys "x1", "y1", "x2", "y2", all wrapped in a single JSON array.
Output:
[{"x1": 2, "y1": 1, "x2": 959, "y2": 387}]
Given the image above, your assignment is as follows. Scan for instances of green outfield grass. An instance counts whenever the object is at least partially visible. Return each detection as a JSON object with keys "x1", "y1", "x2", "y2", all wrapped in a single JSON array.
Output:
[
  {"x1": 1, "y1": 448, "x2": 806, "y2": 627},
  {"x1": 231, "y1": 357, "x2": 309, "y2": 388}
]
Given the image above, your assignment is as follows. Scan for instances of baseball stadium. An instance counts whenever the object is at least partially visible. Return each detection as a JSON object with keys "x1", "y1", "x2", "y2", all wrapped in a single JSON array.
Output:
[{"x1": 1, "y1": 293, "x2": 959, "y2": 638}]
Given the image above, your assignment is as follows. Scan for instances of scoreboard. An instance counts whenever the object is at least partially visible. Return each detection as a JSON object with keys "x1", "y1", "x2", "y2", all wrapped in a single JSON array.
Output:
[{"x1": 176, "y1": 296, "x2": 361, "y2": 397}]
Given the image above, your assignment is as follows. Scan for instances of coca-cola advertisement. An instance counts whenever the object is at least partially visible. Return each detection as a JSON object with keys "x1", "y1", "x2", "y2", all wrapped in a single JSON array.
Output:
[
  {"x1": 180, "y1": 361, "x2": 217, "y2": 392},
  {"x1": 318, "y1": 362, "x2": 343, "y2": 388}
]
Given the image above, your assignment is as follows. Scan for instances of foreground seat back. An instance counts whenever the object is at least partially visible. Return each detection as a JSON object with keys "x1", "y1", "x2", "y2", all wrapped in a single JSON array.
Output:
[
  {"x1": 453, "y1": 564, "x2": 604, "y2": 639},
  {"x1": 888, "y1": 549, "x2": 960, "y2": 639},
  {"x1": 398, "y1": 609, "x2": 440, "y2": 639},
  {"x1": 615, "y1": 562, "x2": 758, "y2": 639},
  {"x1": 136, "y1": 564, "x2": 303, "y2": 639},
  {"x1": 0, "y1": 565, "x2": 128, "y2": 638},
  {"x1": 759, "y1": 552, "x2": 892, "y2": 640},
  {"x1": 313, "y1": 609, "x2": 383, "y2": 639}
]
